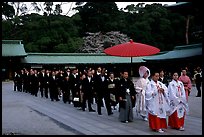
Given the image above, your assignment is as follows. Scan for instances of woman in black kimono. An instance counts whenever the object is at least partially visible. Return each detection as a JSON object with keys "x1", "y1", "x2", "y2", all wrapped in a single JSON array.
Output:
[{"x1": 107, "y1": 72, "x2": 119, "y2": 110}]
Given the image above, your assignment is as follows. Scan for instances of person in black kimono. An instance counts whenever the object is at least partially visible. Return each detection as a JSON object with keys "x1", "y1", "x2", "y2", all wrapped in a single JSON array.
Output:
[
  {"x1": 81, "y1": 70, "x2": 95, "y2": 112},
  {"x1": 94, "y1": 68, "x2": 113, "y2": 115},
  {"x1": 107, "y1": 72, "x2": 119, "y2": 110},
  {"x1": 118, "y1": 70, "x2": 136, "y2": 123}
]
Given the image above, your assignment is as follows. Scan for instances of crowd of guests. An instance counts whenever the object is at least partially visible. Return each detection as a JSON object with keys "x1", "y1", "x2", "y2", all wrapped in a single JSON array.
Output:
[{"x1": 13, "y1": 65, "x2": 202, "y2": 133}]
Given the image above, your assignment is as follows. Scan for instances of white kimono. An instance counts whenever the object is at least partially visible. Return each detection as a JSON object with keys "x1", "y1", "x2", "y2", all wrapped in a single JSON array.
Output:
[
  {"x1": 145, "y1": 80, "x2": 170, "y2": 118},
  {"x1": 168, "y1": 80, "x2": 189, "y2": 118},
  {"x1": 135, "y1": 77, "x2": 149, "y2": 117}
]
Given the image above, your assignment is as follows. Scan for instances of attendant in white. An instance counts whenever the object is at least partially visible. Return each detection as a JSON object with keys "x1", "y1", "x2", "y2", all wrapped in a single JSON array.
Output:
[
  {"x1": 145, "y1": 71, "x2": 170, "y2": 133},
  {"x1": 134, "y1": 66, "x2": 150, "y2": 121},
  {"x1": 168, "y1": 72, "x2": 189, "y2": 131}
]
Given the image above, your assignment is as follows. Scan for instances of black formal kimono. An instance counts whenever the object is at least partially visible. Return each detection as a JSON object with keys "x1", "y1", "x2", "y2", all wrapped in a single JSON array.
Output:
[
  {"x1": 107, "y1": 77, "x2": 119, "y2": 108},
  {"x1": 118, "y1": 77, "x2": 136, "y2": 122}
]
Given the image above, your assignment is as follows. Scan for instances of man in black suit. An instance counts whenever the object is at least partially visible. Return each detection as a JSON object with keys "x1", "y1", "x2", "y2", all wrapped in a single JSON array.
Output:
[
  {"x1": 64, "y1": 68, "x2": 71, "y2": 77},
  {"x1": 23, "y1": 69, "x2": 30, "y2": 93},
  {"x1": 81, "y1": 70, "x2": 95, "y2": 112},
  {"x1": 38, "y1": 69, "x2": 46, "y2": 98},
  {"x1": 44, "y1": 70, "x2": 51, "y2": 98},
  {"x1": 49, "y1": 71, "x2": 60, "y2": 101},
  {"x1": 195, "y1": 67, "x2": 202, "y2": 97},
  {"x1": 69, "y1": 68, "x2": 80, "y2": 106},
  {"x1": 158, "y1": 69, "x2": 168, "y2": 86},
  {"x1": 16, "y1": 70, "x2": 23, "y2": 92},
  {"x1": 30, "y1": 69, "x2": 39, "y2": 97},
  {"x1": 20, "y1": 69, "x2": 25, "y2": 92},
  {"x1": 62, "y1": 76, "x2": 72, "y2": 103},
  {"x1": 94, "y1": 68, "x2": 112, "y2": 115},
  {"x1": 13, "y1": 71, "x2": 18, "y2": 91}
]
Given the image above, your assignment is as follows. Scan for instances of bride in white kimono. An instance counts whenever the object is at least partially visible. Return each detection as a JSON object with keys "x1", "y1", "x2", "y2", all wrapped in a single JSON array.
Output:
[
  {"x1": 145, "y1": 71, "x2": 170, "y2": 133},
  {"x1": 134, "y1": 66, "x2": 150, "y2": 121}
]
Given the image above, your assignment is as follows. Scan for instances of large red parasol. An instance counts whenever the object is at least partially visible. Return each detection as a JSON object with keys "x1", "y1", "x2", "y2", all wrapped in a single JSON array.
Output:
[
  {"x1": 104, "y1": 39, "x2": 160, "y2": 75},
  {"x1": 104, "y1": 39, "x2": 160, "y2": 57}
]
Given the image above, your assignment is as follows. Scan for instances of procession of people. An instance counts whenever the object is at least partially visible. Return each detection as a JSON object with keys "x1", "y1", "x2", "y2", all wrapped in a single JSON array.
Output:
[{"x1": 12, "y1": 65, "x2": 202, "y2": 133}]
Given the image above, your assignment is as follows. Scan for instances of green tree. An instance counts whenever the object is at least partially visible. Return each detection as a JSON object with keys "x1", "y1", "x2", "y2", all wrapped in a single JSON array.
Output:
[
  {"x1": 2, "y1": 2, "x2": 201, "y2": 53},
  {"x1": 2, "y1": 2, "x2": 15, "y2": 20},
  {"x1": 44, "y1": 2, "x2": 53, "y2": 16},
  {"x1": 74, "y1": 2, "x2": 119, "y2": 33},
  {"x1": 53, "y1": 4, "x2": 62, "y2": 15}
]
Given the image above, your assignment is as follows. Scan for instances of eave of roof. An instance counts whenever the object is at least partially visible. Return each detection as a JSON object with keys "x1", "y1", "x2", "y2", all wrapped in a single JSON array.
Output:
[
  {"x1": 2, "y1": 43, "x2": 27, "y2": 57},
  {"x1": 21, "y1": 53, "x2": 146, "y2": 64},
  {"x1": 143, "y1": 43, "x2": 202, "y2": 61}
]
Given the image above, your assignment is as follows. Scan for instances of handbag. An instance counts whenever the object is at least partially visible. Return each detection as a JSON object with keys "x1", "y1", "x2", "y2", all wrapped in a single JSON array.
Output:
[{"x1": 73, "y1": 97, "x2": 79, "y2": 102}]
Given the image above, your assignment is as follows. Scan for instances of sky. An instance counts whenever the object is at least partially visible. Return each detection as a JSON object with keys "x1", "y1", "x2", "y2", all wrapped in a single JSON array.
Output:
[
  {"x1": 62, "y1": 2, "x2": 176, "y2": 16},
  {"x1": 16, "y1": 2, "x2": 176, "y2": 17}
]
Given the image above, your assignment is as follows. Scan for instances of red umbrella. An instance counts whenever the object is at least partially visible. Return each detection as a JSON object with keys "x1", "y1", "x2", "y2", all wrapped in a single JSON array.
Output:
[
  {"x1": 104, "y1": 39, "x2": 160, "y2": 75},
  {"x1": 104, "y1": 39, "x2": 160, "y2": 57}
]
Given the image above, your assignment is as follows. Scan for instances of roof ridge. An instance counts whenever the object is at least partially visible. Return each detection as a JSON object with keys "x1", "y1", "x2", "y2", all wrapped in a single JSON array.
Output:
[{"x1": 174, "y1": 43, "x2": 202, "y2": 50}]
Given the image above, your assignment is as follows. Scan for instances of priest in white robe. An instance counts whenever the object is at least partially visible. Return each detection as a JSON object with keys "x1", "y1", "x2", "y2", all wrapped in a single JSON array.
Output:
[
  {"x1": 145, "y1": 71, "x2": 170, "y2": 133},
  {"x1": 168, "y1": 72, "x2": 189, "y2": 131}
]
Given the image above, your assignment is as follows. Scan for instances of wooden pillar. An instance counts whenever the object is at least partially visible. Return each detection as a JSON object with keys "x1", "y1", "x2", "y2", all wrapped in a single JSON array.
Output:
[
  {"x1": 8, "y1": 58, "x2": 13, "y2": 80},
  {"x1": 185, "y1": 15, "x2": 190, "y2": 45}
]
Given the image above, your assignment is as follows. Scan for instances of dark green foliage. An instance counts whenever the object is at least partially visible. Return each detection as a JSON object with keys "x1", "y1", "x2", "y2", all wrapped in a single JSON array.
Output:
[
  {"x1": 2, "y1": 2, "x2": 201, "y2": 53},
  {"x1": 2, "y1": 2, "x2": 15, "y2": 20}
]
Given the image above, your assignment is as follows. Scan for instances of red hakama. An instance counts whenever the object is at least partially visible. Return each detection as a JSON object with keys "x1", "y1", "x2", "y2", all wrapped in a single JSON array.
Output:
[
  {"x1": 148, "y1": 113, "x2": 167, "y2": 130},
  {"x1": 168, "y1": 110, "x2": 185, "y2": 129}
]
